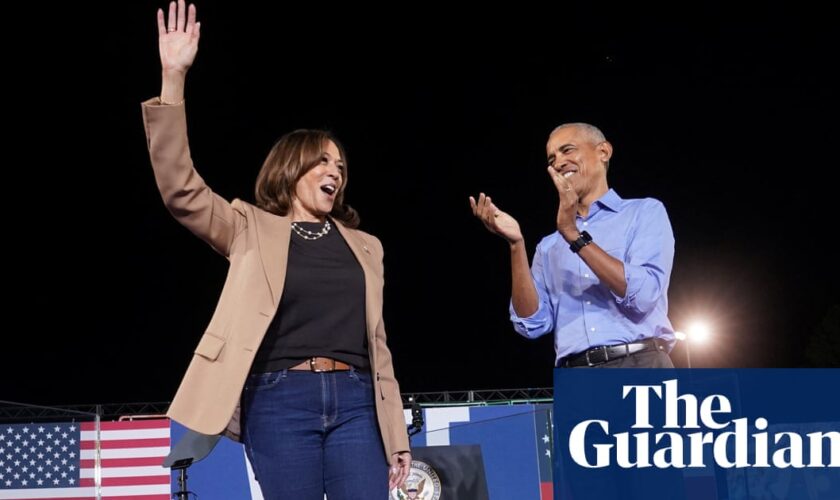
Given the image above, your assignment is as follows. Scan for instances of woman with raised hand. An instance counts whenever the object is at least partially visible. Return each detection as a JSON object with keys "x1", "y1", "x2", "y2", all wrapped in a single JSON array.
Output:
[{"x1": 142, "y1": 2, "x2": 411, "y2": 498}]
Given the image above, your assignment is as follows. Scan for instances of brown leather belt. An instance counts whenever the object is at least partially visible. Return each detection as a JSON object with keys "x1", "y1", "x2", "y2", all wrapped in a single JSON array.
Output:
[{"x1": 289, "y1": 357, "x2": 352, "y2": 372}]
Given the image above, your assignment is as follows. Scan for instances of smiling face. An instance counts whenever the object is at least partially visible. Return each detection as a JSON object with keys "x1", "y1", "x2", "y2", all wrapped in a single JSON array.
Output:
[
  {"x1": 546, "y1": 124, "x2": 612, "y2": 203},
  {"x1": 290, "y1": 140, "x2": 345, "y2": 222}
]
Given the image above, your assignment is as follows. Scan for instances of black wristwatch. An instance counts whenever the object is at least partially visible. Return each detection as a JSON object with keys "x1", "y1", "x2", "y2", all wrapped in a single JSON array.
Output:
[{"x1": 569, "y1": 231, "x2": 593, "y2": 253}]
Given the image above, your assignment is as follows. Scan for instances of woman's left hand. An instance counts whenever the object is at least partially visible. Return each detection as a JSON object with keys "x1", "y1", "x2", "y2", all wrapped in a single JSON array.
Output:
[{"x1": 389, "y1": 451, "x2": 412, "y2": 490}]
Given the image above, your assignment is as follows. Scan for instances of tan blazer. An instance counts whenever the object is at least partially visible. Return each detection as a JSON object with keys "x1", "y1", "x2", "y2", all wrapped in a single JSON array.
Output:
[{"x1": 141, "y1": 98, "x2": 409, "y2": 457}]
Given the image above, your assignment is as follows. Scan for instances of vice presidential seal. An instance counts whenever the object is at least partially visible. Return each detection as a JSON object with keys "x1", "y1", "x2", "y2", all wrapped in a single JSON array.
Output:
[{"x1": 390, "y1": 459, "x2": 441, "y2": 500}]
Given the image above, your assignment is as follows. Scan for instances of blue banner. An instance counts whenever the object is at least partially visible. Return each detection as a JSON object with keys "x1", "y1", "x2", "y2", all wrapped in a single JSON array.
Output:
[
  {"x1": 170, "y1": 404, "x2": 552, "y2": 499},
  {"x1": 409, "y1": 404, "x2": 552, "y2": 499},
  {"x1": 553, "y1": 369, "x2": 840, "y2": 500}
]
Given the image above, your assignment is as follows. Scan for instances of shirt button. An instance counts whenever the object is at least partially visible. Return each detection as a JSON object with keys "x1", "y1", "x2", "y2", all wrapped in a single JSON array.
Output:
[
  {"x1": 586, "y1": 301, "x2": 591, "y2": 305},
  {"x1": 584, "y1": 273, "x2": 590, "y2": 278},
  {"x1": 590, "y1": 327, "x2": 596, "y2": 332},
  {"x1": 583, "y1": 222, "x2": 588, "y2": 226}
]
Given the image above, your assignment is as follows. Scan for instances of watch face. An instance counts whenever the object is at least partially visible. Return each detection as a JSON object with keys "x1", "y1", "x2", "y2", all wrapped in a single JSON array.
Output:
[{"x1": 570, "y1": 231, "x2": 592, "y2": 253}]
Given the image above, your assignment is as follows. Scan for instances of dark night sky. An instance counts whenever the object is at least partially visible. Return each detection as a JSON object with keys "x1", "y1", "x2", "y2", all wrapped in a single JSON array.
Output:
[{"x1": 3, "y1": 3, "x2": 837, "y2": 407}]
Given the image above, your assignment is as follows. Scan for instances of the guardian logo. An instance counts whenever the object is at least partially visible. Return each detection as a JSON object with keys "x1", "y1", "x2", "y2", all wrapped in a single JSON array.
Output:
[{"x1": 569, "y1": 379, "x2": 840, "y2": 469}]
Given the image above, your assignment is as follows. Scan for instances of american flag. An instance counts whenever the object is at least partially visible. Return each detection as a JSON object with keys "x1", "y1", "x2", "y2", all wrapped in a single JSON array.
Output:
[
  {"x1": 0, "y1": 419, "x2": 170, "y2": 499},
  {"x1": 534, "y1": 405, "x2": 553, "y2": 500}
]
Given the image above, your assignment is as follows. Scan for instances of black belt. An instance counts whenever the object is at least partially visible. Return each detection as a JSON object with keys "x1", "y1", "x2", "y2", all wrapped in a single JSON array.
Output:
[{"x1": 560, "y1": 338, "x2": 664, "y2": 367}]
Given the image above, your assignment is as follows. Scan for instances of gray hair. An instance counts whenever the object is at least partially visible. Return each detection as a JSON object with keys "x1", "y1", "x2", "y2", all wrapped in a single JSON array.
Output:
[
  {"x1": 550, "y1": 122, "x2": 607, "y2": 144},
  {"x1": 550, "y1": 122, "x2": 610, "y2": 171}
]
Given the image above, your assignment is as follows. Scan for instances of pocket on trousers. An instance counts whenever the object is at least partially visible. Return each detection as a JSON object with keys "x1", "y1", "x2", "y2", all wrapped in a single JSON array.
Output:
[
  {"x1": 244, "y1": 371, "x2": 286, "y2": 391},
  {"x1": 347, "y1": 370, "x2": 373, "y2": 388}
]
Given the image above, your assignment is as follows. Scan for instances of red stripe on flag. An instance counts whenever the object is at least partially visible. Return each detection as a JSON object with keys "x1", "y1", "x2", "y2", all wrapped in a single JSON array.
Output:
[
  {"x1": 80, "y1": 475, "x2": 169, "y2": 487},
  {"x1": 100, "y1": 496, "x2": 170, "y2": 500},
  {"x1": 104, "y1": 476, "x2": 170, "y2": 486},
  {"x1": 540, "y1": 481, "x2": 554, "y2": 500},
  {"x1": 79, "y1": 456, "x2": 165, "y2": 468},
  {"x1": 81, "y1": 419, "x2": 169, "y2": 431},
  {"x1": 8, "y1": 497, "x2": 96, "y2": 500},
  {"x1": 80, "y1": 437, "x2": 170, "y2": 449}
]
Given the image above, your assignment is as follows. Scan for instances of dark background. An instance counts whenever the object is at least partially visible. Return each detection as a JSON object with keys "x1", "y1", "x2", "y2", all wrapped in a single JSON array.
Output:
[{"x1": 3, "y1": 3, "x2": 837, "y2": 406}]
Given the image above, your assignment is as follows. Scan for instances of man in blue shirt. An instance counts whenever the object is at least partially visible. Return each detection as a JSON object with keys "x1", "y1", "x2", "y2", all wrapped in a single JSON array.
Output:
[{"x1": 470, "y1": 123, "x2": 675, "y2": 368}]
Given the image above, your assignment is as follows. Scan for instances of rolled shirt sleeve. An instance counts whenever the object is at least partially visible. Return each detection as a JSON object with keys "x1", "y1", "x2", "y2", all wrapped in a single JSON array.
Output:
[
  {"x1": 510, "y1": 241, "x2": 556, "y2": 338},
  {"x1": 611, "y1": 200, "x2": 675, "y2": 316}
]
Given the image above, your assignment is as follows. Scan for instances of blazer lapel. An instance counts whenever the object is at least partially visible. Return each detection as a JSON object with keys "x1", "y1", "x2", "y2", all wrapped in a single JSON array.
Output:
[
  {"x1": 334, "y1": 222, "x2": 383, "y2": 344},
  {"x1": 255, "y1": 211, "x2": 291, "y2": 310}
]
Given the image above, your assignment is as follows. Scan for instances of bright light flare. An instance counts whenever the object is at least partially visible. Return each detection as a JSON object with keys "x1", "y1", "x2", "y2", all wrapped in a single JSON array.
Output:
[{"x1": 687, "y1": 321, "x2": 711, "y2": 343}]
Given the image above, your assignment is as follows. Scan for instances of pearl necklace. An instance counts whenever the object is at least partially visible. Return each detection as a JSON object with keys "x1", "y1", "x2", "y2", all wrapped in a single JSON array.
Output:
[{"x1": 291, "y1": 220, "x2": 332, "y2": 240}]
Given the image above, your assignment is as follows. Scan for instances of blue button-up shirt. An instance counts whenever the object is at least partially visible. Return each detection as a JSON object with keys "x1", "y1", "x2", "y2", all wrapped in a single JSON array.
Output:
[{"x1": 510, "y1": 189, "x2": 675, "y2": 365}]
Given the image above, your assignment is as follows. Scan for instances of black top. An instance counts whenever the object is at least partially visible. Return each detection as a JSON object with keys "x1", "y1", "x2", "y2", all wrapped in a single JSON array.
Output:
[{"x1": 251, "y1": 220, "x2": 370, "y2": 373}]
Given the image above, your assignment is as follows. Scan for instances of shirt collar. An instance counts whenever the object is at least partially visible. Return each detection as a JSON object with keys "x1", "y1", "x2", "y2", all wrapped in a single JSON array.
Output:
[{"x1": 594, "y1": 188, "x2": 622, "y2": 213}]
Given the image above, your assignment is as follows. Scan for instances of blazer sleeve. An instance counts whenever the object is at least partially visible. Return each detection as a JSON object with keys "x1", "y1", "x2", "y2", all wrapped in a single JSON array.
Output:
[
  {"x1": 141, "y1": 98, "x2": 246, "y2": 256},
  {"x1": 371, "y1": 236, "x2": 410, "y2": 455}
]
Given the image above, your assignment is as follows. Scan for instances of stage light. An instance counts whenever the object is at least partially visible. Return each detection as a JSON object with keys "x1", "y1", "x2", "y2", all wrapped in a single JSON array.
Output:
[{"x1": 675, "y1": 320, "x2": 713, "y2": 367}]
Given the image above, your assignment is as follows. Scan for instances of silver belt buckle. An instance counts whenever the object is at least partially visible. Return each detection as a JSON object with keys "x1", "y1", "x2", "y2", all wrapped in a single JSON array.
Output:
[{"x1": 585, "y1": 346, "x2": 608, "y2": 367}]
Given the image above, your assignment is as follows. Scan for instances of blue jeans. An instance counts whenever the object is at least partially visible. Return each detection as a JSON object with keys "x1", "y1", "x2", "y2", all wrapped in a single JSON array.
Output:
[{"x1": 241, "y1": 368, "x2": 389, "y2": 500}]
